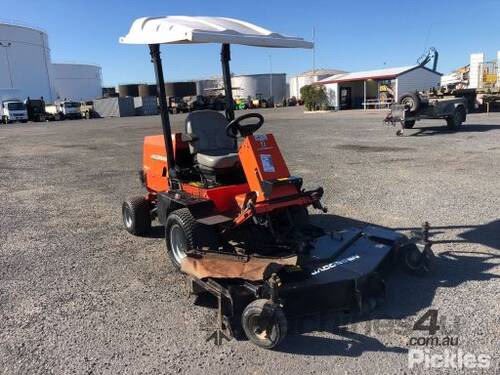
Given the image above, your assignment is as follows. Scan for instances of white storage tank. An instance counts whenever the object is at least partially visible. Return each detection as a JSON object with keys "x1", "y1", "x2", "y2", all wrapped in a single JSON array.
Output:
[
  {"x1": 232, "y1": 73, "x2": 286, "y2": 101},
  {"x1": 0, "y1": 22, "x2": 55, "y2": 102},
  {"x1": 52, "y1": 63, "x2": 102, "y2": 101}
]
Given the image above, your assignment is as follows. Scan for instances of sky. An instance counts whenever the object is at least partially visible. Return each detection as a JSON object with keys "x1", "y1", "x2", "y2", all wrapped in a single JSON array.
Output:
[{"x1": 3, "y1": 0, "x2": 499, "y2": 86}]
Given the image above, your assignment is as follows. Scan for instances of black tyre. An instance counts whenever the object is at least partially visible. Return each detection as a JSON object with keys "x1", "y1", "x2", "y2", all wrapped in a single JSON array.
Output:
[
  {"x1": 85, "y1": 111, "x2": 91, "y2": 120},
  {"x1": 122, "y1": 196, "x2": 151, "y2": 235},
  {"x1": 403, "y1": 120, "x2": 416, "y2": 129},
  {"x1": 399, "y1": 92, "x2": 421, "y2": 112},
  {"x1": 21, "y1": 120, "x2": 28, "y2": 123},
  {"x1": 446, "y1": 106, "x2": 465, "y2": 129},
  {"x1": 241, "y1": 299, "x2": 287, "y2": 349},
  {"x1": 165, "y1": 208, "x2": 219, "y2": 269},
  {"x1": 400, "y1": 244, "x2": 434, "y2": 276},
  {"x1": 2, "y1": 116, "x2": 8, "y2": 125}
]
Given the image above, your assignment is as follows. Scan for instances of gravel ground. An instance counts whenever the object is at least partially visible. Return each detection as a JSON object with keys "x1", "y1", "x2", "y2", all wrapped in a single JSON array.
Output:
[{"x1": 0, "y1": 107, "x2": 498, "y2": 374}]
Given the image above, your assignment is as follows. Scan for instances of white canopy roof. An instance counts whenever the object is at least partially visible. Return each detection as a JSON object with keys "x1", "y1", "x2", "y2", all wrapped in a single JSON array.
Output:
[{"x1": 120, "y1": 16, "x2": 313, "y2": 49}]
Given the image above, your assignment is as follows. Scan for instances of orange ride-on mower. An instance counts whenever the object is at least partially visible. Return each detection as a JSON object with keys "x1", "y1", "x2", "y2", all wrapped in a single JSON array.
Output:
[{"x1": 120, "y1": 16, "x2": 434, "y2": 349}]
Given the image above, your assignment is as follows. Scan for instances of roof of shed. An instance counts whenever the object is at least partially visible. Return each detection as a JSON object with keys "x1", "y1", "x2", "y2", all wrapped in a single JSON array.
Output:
[{"x1": 319, "y1": 65, "x2": 441, "y2": 84}]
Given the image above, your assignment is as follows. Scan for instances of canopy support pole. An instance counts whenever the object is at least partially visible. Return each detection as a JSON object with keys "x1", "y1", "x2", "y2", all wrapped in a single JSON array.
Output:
[
  {"x1": 221, "y1": 44, "x2": 235, "y2": 121},
  {"x1": 149, "y1": 43, "x2": 176, "y2": 180}
]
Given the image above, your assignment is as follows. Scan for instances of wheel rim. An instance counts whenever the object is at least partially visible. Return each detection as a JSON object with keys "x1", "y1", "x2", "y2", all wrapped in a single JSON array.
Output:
[
  {"x1": 123, "y1": 206, "x2": 133, "y2": 228},
  {"x1": 248, "y1": 314, "x2": 277, "y2": 342},
  {"x1": 402, "y1": 98, "x2": 414, "y2": 110},
  {"x1": 170, "y1": 224, "x2": 188, "y2": 264}
]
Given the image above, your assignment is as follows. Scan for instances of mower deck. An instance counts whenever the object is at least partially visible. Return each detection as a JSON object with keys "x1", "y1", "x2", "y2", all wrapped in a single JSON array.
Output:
[{"x1": 183, "y1": 224, "x2": 420, "y2": 345}]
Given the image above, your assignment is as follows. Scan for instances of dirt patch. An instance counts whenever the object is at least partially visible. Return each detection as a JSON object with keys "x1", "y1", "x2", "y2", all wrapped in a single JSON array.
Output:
[
  {"x1": 56, "y1": 144, "x2": 99, "y2": 150},
  {"x1": 335, "y1": 144, "x2": 414, "y2": 153}
]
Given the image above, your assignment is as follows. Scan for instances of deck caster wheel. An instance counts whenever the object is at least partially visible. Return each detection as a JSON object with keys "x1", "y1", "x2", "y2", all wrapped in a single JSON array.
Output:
[
  {"x1": 241, "y1": 299, "x2": 287, "y2": 349},
  {"x1": 122, "y1": 196, "x2": 151, "y2": 236},
  {"x1": 400, "y1": 244, "x2": 434, "y2": 276}
]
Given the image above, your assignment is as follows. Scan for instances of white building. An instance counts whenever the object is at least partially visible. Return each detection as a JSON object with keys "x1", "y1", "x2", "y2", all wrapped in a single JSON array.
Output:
[
  {"x1": 52, "y1": 63, "x2": 102, "y2": 101},
  {"x1": 0, "y1": 22, "x2": 55, "y2": 102},
  {"x1": 289, "y1": 69, "x2": 346, "y2": 99},
  {"x1": 319, "y1": 65, "x2": 441, "y2": 110}
]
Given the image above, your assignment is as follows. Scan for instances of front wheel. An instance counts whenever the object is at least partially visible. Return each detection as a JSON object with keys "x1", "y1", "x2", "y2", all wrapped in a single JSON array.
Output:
[
  {"x1": 165, "y1": 208, "x2": 219, "y2": 270},
  {"x1": 241, "y1": 299, "x2": 287, "y2": 349}
]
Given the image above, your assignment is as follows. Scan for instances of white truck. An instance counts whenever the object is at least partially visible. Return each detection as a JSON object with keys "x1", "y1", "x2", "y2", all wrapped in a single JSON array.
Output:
[
  {"x1": 1, "y1": 99, "x2": 28, "y2": 124},
  {"x1": 46, "y1": 100, "x2": 82, "y2": 120}
]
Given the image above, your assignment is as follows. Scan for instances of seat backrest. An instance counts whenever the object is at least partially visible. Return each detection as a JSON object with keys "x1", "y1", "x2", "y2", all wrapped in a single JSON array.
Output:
[{"x1": 185, "y1": 110, "x2": 235, "y2": 154}]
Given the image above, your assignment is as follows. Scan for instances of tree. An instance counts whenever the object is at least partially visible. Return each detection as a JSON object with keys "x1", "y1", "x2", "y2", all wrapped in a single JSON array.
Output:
[{"x1": 300, "y1": 84, "x2": 329, "y2": 111}]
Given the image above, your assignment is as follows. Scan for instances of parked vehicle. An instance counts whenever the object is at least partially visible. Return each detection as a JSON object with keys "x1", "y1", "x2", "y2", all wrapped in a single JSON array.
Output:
[
  {"x1": 186, "y1": 95, "x2": 208, "y2": 112},
  {"x1": 46, "y1": 101, "x2": 82, "y2": 120},
  {"x1": 234, "y1": 97, "x2": 249, "y2": 110},
  {"x1": 80, "y1": 101, "x2": 96, "y2": 119},
  {"x1": 168, "y1": 96, "x2": 188, "y2": 114},
  {"x1": 120, "y1": 15, "x2": 434, "y2": 350},
  {"x1": 25, "y1": 97, "x2": 47, "y2": 122},
  {"x1": 384, "y1": 91, "x2": 468, "y2": 135},
  {"x1": 206, "y1": 94, "x2": 226, "y2": 111},
  {"x1": 1, "y1": 99, "x2": 28, "y2": 124}
]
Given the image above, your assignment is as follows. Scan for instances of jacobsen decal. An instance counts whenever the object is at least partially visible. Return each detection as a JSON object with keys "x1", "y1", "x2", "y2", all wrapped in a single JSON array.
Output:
[
  {"x1": 311, "y1": 255, "x2": 360, "y2": 276},
  {"x1": 151, "y1": 154, "x2": 168, "y2": 162}
]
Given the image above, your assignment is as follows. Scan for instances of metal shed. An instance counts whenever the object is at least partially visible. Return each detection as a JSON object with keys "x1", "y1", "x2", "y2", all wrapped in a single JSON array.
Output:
[
  {"x1": 134, "y1": 96, "x2": 158, "y2": 116},
  {"x1": 289, "y1": 69, "x2": 347, "y2": 99},
  {"x1": 93, "y1": 97, "x2": 135, "y2": 117},
  {"x1": 319, "y1": 65, "x2": 441, "y2": 110}
]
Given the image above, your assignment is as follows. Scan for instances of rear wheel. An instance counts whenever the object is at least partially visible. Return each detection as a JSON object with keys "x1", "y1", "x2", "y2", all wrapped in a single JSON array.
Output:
[
  {"x1": 122, "y1": 196, "x2": 151, "y2": 235},
  {"x1": 165, "y1": 208, "x2": 219, "y2": 269},
  {"x1": 241, "y1": 299, "x2": 287, "y2": 349}
]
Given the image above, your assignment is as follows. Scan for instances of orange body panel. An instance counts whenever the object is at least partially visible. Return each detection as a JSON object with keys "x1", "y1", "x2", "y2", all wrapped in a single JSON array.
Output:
[
  {"x1": 143, "y1": 132, "x2": 308, "y2": 217},
  {"x1": 143, "y1": 134, "x2": 188, "y2": 193},
  {"x1": 182, "y1": 183, "x2": 250, "y2": 213},
  {"x1": 238, "y1": 134, "x2": 298, "y2": 202}
]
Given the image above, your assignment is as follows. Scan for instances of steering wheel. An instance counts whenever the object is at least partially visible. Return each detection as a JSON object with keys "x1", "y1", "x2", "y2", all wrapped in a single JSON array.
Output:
[{"x1": 225, "y1": 113, "x2": 264, "y2": 139}]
